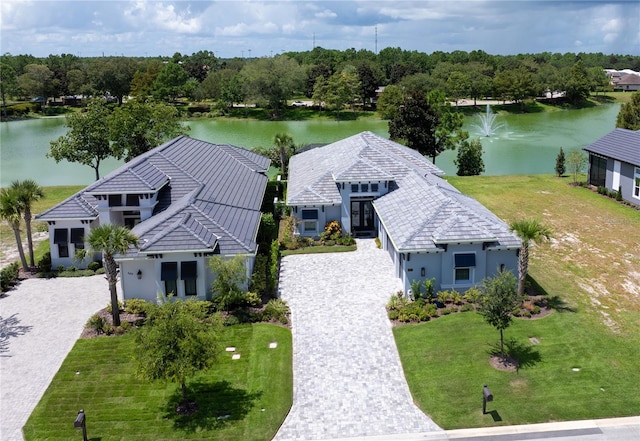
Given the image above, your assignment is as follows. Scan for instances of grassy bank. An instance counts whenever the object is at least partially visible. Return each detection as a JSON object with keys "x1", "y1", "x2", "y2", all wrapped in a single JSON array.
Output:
[
  {"x1": 394, "y1": 174, "x2": 640, "y2": 429},
  {"x1": 24, "y1": 323, "x2": 292, "y2": 441}
]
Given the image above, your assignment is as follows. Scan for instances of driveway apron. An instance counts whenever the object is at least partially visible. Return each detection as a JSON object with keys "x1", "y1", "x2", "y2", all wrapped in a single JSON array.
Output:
[
  {"x1": 0, "y1": 275, "x2": 110, "y2": 441},
  {"x1": 275, "y1": 239, "x2": 442, "y2": 440}
]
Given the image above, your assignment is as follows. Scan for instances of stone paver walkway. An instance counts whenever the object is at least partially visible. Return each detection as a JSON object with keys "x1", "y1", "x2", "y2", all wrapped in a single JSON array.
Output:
[
  {"x1": 274, "y1": 239, "x2": 442, "y2": 440},
  {"x1": 0, "y1": 275, "x2": 109, "y2": 441}
]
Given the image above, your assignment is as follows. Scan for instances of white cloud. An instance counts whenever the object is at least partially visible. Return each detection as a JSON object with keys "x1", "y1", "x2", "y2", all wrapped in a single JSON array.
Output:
[{"x1": 315, "y1": 9, "x2": 337, "y2": 19}]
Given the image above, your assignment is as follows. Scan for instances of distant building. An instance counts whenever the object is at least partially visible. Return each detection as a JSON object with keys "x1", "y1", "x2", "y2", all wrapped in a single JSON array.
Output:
[{"x1": 584, "y1": 128, "x2": 640, "y2": 205}]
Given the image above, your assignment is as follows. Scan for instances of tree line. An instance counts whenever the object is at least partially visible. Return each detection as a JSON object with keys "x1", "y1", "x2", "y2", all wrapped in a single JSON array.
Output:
[{"x1": 2, "y1": 48, "x2": 639, "y2": 113}]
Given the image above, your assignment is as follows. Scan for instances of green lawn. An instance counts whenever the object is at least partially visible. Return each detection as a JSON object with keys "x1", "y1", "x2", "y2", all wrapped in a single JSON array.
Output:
[
  {"x1": 23, "y1": 323, "x2": 292, "y2": 441},
  {"x1": 395, "y1": 313, "x2": 640, "y2": 429},
  {"x1": 395, "y1": 174, "x2": 640, "y2": 429}
]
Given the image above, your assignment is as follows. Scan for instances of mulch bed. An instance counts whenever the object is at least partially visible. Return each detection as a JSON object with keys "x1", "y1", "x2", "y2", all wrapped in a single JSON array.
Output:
[
  {"x1": 80, "y1": 308, "x2": 145, "y2": 339},
  {"x1": 489, "y1": 354, "x2": 519, "y2": 372}
]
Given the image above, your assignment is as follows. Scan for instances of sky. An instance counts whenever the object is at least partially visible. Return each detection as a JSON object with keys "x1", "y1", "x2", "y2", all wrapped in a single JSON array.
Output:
[{"x1": 1, "y1": 1, "x2": 639, "y2": 59}]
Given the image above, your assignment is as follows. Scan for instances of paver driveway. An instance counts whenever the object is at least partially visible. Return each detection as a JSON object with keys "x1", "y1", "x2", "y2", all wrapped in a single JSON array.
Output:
[
  {"x1": 0, "y1": 275, "x2": 109, "y2": 441},
  {"x1": 274, "y1": 239, "x2": 442, "y2": 440}
]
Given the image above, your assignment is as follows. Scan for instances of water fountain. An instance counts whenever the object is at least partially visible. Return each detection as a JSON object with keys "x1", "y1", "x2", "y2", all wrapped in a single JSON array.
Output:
[{"x1": 475, "y1": 104, "x2": 505, "y2": 137}]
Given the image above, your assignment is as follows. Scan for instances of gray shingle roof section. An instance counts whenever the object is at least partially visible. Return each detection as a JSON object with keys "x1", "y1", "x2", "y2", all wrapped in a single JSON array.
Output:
[
  {"x1": 583, "y1": 128, "x2": 640, "y2": 167},
  {"x1": 37, "y1": 136, "x2": 270, "y2": 256},
  {"x1": 373, "y1": 172, "x2": 521, "y2": 252},
  {"x1": 287, "y1": 132, "x2": 445, "y2": 206}
]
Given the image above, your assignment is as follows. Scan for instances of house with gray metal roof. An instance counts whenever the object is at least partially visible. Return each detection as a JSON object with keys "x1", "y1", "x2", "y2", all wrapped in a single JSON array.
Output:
[
  {"x1": 37, "y1": 136, "x2": 270, "y2": 302},
  {"x1": 286, "y1": 131, "x2": 520, "y2": 293},
  {"x1": 584, "y1": 128, "x2": 640, "y2": 205}
]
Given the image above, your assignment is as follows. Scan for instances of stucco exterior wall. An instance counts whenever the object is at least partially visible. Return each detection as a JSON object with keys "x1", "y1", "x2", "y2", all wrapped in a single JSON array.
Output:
[{"x1": 47, "y1": 220, "x2": 98, "y2": 269}]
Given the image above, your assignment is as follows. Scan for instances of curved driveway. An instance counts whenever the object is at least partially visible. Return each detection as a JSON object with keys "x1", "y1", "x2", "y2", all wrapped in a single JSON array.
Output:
[
  {"x1": 0, "y1": 275, "x2": 109, "y2": 441},
  {"x1": 275, "y1": 239, "x2": 442, "y2": 441}
]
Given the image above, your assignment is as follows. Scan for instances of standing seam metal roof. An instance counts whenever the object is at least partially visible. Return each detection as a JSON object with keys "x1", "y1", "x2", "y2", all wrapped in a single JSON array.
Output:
[
  {"x1": 583, "y1": 128, "x2": 640, "y2": 167},
  {"x1": 37, "y1": 136, "x2": 270, "y2": 256}
]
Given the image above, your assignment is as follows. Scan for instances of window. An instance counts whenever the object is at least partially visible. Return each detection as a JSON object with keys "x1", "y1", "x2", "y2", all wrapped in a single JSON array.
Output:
[
  {"x1": 126, "y1": 194, "x2": 140, "y2": 206},
  {"x1": 123, "y1": 211, "x2": 141, "y2": 229},
  {"x1": 54, "y1": 228, "x2": 69, "y2": 258},
  {"x1": 588, "y1": 155, "x2": 607, "y2": 188},
  {"x1": 301, "y1": 209, "x2": 318, "y2": 233},
  {"x1": 371, "y1": 183, "x2": 379, "y2": 192},
  {"x1": 161, "y1": 262, "x2": 178, "y2": 296},
  {"x1": 634, "y1": 167, "x2": 640, "y2": 199},
  {"x1": 454, "y1": 253, "x2": 476, "y2": 284},
  {"x1": 361, "y1": 183, "x2": 369, "y2": 192},
  {"x1": 70, "y1": 228, "x2": 85, "y2": 251},
  {"x1": 351, "y1": 184, "x2": 359, "y2": 193},
  {"x1": 181, "y1": 261, "x2": 198, "y2": 296},
  {"x1": 108, "y1": 194, "x2": 122, "y2": 207}
]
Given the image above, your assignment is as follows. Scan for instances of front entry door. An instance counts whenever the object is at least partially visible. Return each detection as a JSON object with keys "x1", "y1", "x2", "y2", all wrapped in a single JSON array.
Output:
[{"x1": 351, "y1": 199, "x2": 374, "y2": 235}]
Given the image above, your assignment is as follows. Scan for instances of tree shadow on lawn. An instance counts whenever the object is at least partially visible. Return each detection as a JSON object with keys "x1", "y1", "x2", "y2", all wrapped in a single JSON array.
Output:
[
  {"x1": 163, "y1": 380, "x2": 262, "y2": 432},
  {"x1": 488, "y1": 338, "x2": 542, "y2": 371},
  {"x1": 527, "y1": 275, "x2": 576, "y2": 313}
]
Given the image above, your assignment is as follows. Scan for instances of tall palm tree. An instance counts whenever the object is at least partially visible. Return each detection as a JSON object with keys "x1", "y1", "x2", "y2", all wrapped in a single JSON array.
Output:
[
  {"x1": 11, "y1": 179, "x2": 44, "y2": 267},
  {"x1": 86, "y1": 224, "x2": 138, "y2": 326},
  {"x1": 0, "y1": 188, "x2": 28, "y2": 271},
  {"x1": 509, "y1": 218, "x2": 552, "y2": 296},
  {"x1": 273, "y1": 132, "x2": 295, "y2": 178}
]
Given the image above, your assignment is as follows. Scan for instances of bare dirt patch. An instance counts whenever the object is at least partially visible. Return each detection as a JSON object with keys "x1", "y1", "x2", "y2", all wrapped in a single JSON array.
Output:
[{"x1": 489, "y1": 354, "x2": 519, "y2": 372}]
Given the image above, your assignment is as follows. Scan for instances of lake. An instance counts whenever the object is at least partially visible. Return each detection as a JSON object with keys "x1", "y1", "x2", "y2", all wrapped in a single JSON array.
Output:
[{"x1": 0, "y1": 103, "x2": 621, "y2": 187}]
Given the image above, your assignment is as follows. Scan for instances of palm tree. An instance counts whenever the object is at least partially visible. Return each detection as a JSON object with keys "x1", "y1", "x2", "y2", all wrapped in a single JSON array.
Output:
[
  {"x1": 86, "y1": 224, "x2": 138, "y2": 326},
  {"x1": 11, "y1": 180, "x2": 44, "y2": 267},
  {"x1": 273, "y1": 132, "x2": 295, "y2": 178},
  {"x1": 0, "y1": 188, "x2": 28, "y2": 271},
  {"x1": 509, "y1": 218, "x2": 552, "y2": 296}
]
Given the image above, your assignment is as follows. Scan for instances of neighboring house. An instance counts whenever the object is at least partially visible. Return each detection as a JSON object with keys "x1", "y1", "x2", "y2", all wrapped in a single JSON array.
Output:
[
  {"x1": 36, "y1": 136, "x2": 270, "y2": 302},
  {"x1": 584, "y1": 128, "x2": 640, "y2": 205},
  {"x1": 615, "y1": 73, "x2": 640, "y2": 92},
  {"x1": 286, "y1": 131, "x2": 521, "y2": 294}
]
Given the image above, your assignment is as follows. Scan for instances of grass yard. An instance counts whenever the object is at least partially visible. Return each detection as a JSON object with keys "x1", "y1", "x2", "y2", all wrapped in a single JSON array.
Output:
[
  {"x1": 394, "y1": 174, "x2": 640, "y2": 429},
  {"x1": 23, "y1": 323, "x2": 292, "y2": 441}
]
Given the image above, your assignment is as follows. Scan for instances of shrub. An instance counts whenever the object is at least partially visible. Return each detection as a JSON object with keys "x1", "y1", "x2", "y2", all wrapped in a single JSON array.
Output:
[
  {"x1": 124, "y1": 298, "x2": 151, "y2": 315},
  {"x1": 451, "y1": 291, "x2": 463, "y2": 305},
  {"x1": 106, "y1": 300, "x2": 123, "y2": 314},
  {"x1": 437, "y1": 290, "x2": 452, "y2": 304},
  {"x1": 460, "y1": 303, "x2": 475, "y2": 312},
  {"x1": 425, "y1": 303, "x2": 438, "y2": 317},
  {"x1": 87, "y1": 261, "x2": 102, "y2": 272},
  {"x1": 532, "y1": 305, "x2": 541, "y2": 315},
  {"x1": 37, "y1": 252, "x2": 52, "y2": 273},
  {"x1": 250, "y1": 254, "x2": 268, "y2": 295},
  {"x1": 1, "y1": 262, "x2": 20, "y2": 292},
  {"x1": 324, "y1": 220, "x2": 342, "y2": 236},
  {"x1": 87, "y1": 314, "x2": 106, "y2": 334},
  {"x1": 96, "y1": 268, "x2": 106, "y2": 275},
  {"x1": 442, "y1": 307, "x2": 456, "y2": 315},
  {"x1": 375, "y1": 237, "x2": 382, "y2": 248},
  {"x1": 388, "y1": 309, "x2": 399, "y2": 320},
  {"x1": 263, "y1": 298, "x2": 289, "y2": 323},
  {"x1": 243, "y1": 291, "x2": 262, "y2": 307},
  {"x1": 103, "y1": 323, "x2": 114, "y2": 335},
  {"x1": 58, "y1": 269, "x2": 94, "y2": 277},
  {"x1": 521, "y1": 310, "x2": 532, "y2": 318},
  {"x1": 463, "y1": 287, "x2": 482, "y2": 304}
]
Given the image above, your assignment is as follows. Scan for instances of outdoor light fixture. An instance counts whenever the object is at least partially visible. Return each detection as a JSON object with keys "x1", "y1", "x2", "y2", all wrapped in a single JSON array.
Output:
[
  {"x1": 137, "y1": 269, "x2": 142, "y2": 279},
  {"x1": 421, "y1": 267, "x2": 425, "y2": 277},
  {"x1": 74, "y1": 409, "x2": 88, "y2": 441}
]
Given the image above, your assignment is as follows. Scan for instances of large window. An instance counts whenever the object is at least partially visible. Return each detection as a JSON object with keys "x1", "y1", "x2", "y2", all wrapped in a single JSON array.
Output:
[
  {"x1": 634, "y1": 167, "x2": 640, "y2": 199},
  {"x1": 181, "y1": 261, "x2": 198, "y2": 296},
  {"x1": 301, "y1": 209, "x2": 318, "y2": 233},
  {"x1": 161, "y1": 262, "x2": 178, "y2": 296},
  {"x1": 454, "y1": 253, "x2": 476, "y2": 284},
  {"x1": 125, "y1": 194, "x2": 140, "y2": 206},
  {"x1": 588, "y1": 155, "x2": 607, "y2": 188},
  {"x1": 54, "y1": 228, "x2": 69, "y2": 258}
]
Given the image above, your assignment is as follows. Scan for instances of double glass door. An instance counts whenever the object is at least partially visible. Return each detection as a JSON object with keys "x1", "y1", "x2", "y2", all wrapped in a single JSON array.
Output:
[{"x1": 351, "y1": 199, "x2": 374, "y2": 234}]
